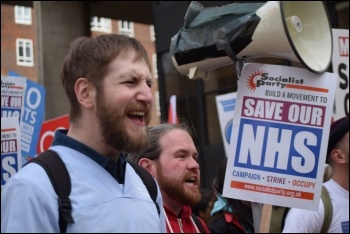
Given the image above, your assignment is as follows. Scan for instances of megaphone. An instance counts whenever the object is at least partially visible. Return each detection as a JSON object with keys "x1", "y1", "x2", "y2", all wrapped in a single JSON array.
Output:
[{"x1": 170, "y1": 1, "x2": 333, "y2": 79}]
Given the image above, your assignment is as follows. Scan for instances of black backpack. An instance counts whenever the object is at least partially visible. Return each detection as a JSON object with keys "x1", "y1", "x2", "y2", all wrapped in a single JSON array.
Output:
[{"x1": 26, "y1": 150, "x2": 206, "y2": 233}]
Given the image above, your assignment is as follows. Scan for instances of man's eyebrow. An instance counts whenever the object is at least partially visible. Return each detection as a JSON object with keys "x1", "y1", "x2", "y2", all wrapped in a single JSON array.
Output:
[{"x1": 175, "y1": 149, "x2": 198, "y2": 156}]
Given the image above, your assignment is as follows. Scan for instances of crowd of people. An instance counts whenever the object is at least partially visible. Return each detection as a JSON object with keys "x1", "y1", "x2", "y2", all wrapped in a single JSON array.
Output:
[{"x1": 1, "y1": 33, "x2": 348, "y2": 233}]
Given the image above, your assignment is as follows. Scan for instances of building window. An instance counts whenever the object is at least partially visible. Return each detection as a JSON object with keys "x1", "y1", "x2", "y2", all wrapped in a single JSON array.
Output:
[
  {"x1": 152, "y1": 53, "x2": 158, "y2": 79},
  {"x1": 14, "y1": 5, "x2": 32, "y2": 25},
  {"x1": 16, "y1": 39, "x2": 34, "y2": 66},
  {"x1": 118, "y1": 20, "x2": 134, "y2": 37},
  {"x1": 150, "y1": 25, "x2": 156, "y2": 42},
  {"x1": 90, "y1": 16, "x2": 111, "y2": 33}
]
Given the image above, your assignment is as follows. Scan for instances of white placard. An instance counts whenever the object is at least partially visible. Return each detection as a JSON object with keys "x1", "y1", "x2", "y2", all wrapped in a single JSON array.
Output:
[
  {"x1": 223, "y1": 63, "x2": 337, "y2": 211},
  {"x1": 1, "y1": 117, "x2": 22, "y2": 189},
  {"x1": 215, "y1": 92, "x2": 237, "y2": 157},
  {"x1": 331, "y1": 28, "x2": 349, "y2": 121}
]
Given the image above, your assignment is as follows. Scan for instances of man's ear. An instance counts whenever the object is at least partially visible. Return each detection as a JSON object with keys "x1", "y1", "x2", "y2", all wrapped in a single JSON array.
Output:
[
  {"x1": 75, "y1": 78, "x2": 95, "y2": 109},
  {"x1": 139, "y1": 158, "x2": 155, "y2": 176},
  {"x1": 331, "y1": 149, "x2": 347, "y2": 164}
]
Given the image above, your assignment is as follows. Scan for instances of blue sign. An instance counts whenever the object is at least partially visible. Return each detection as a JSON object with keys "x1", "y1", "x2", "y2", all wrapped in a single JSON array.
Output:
[
  {"x1": 234, "y1": 118, "x2": 321, "y2": 179},
  {"x1": 8, "y1": 71, "x2": 46, "y2": 164},
  {"x1": 225, "y1": 119, "x2": 233, "y2": 144}
]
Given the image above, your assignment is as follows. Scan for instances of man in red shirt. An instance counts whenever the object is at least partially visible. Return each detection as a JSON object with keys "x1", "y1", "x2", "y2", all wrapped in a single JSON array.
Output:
[{"x1": 128, "y1": 122, "x2": 210, "y2": 233}]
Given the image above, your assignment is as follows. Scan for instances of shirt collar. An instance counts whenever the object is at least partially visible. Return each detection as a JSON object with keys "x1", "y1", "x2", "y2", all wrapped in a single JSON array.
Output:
[{"x1": 52, "y1": 129, "x2": 126, "y2": 183}]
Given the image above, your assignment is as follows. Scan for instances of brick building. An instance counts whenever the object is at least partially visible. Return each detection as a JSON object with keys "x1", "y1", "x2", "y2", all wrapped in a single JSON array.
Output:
[
  {"x1": 1, "y1": 3, "x2": 161, "y2": 125},
  {"x1": 1, "y1": 4, "x2": 37, "y2": 81}
]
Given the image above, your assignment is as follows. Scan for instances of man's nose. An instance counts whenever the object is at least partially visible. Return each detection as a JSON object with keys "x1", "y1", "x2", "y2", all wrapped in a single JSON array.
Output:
[{"x1": 136, "y1": 82, "x2": 154, "y2": 106}]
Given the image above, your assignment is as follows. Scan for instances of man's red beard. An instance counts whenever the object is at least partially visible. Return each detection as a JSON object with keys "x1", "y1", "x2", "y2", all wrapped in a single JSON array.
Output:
[{"x1": 156, "y1": 165, "x2": 201, "y2": 206}]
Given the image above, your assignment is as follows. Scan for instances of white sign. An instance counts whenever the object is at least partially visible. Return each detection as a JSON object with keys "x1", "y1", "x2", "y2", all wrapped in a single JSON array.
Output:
[
  {"x1": 331, "y1": 28, "x2": 349, "y2": 120},
  {"x1": 222, "y1": 63, "x2": 337, "y2": 211},
  {"x1": 1, "y1": 76, "x2": 26, "y2": 123},
  {"x1": 1, "y1": 117, "x2": 22, "y2": 189},
  {"x1": 215, "y1": 92, "x2": 237, "y2": 158}
]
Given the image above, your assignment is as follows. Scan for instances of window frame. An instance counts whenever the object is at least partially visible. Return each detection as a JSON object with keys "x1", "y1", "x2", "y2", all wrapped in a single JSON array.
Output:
[
  {"x1": 90, "y1": 16, "x2": 112, "y2": 33},
  {"x1": 118, "y1": 20, "x2": 134, "y2": 37},
  {"x1": 14, "y1": 5, "x2": 32, "y2": 25},
  {"x1": 16, "y1": 38, "x2": 34, "y2": 67}
]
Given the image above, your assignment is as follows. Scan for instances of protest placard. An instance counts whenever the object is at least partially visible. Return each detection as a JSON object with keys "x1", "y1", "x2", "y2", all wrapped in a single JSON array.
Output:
[
  {"x1": 1, "y1": 117, "x2": 22, "y2": 189},
  {"x1": 216, "y1": 92, "x2": 237, "y2": 158},
  {"x1": 6, "y1": 71, "x2": 46, "y2": 165},
  {"x1": 1, "y1": 76, "x2": 26, "y2": 123},
  {"x1": 222, "y1": 63, "x2": 337, "y2": 211},
  {"x1": 37, "y1": 114, "x2": 70, "y2": 154},
  {"x1": 331, "y1": 28, "x2": 349, "y2": 120}
]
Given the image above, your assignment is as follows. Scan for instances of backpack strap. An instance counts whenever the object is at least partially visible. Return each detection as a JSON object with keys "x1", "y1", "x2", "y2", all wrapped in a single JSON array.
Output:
[
  {"x1": 269, "y1": 205, "x2": 290, "y2": 233},
  {"x1": 280, "y1": 206, "x2": 290, "y2": 231},
  {"x1": 191, "y1": 214, "x2": 206, "y2": 233},
  {"x1": 26, "y1": 150, "x2": 75, "y2": 233},
  {"x1": 128, "y1": 161, "x2": 160, "y2": 216},
  {"x1": 321, "y1": 185, "x2": 333, "y2": 233},
  {"x1": 270, "y1": 186, "x2": 333, "y2": 233}
]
